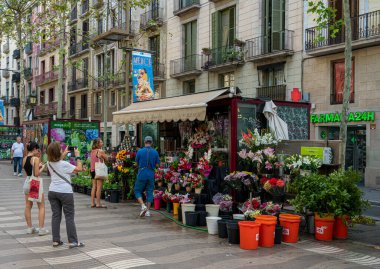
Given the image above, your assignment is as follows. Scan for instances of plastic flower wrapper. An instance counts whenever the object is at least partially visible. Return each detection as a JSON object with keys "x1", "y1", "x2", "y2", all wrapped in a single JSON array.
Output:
[
  {"x1": 260, "y1": 201, "x2": 281, "y2": 215},
  {"x1": 244, "y1": 210, "x2": 261, "y2": 220},
  {"x1": 224, "y1": 171, "x2": 243, "y2": 191},
  {"x1": 153, "y1": 190, "x2": 164, "y2": 198},
  {"x1": 170, "y1": 193, "x2": 182, "y2": 203},
  {"x1": 219, "y1": 200, "x2": 233, "y2": 212},
  {"x1": 179, "y1": 194, "x2": 192, "y2": 204},
  {"x1": 212, "y1": 193, "x2": 224, "y2": 205},
  {"x1": 239, "y1": 197, "x2": 261, "y2": 213}
]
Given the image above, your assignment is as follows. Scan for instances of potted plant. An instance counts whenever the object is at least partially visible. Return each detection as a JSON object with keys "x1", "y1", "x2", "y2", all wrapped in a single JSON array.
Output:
[
  {"x1": 201, "y1": 47, "x2": 211, "y2": 56},
  {"x1": 212, "y1": 193, "x2": 233, "y2": 218},
  {"x1": 109, "y1": 182, "x2": 121, "y2": 203},
  {"x1": 170, "y1": 172, "x2": 181, "y2": 191},
  {"x1": 154, "y1": 168, "x2": 164, "y2": 187},
  {"x1": 153, "y1": 190, "x2": 163, "y2": 210},
  {"x1": 189, "y1": 173, "x2": 204, "y2": 194}
]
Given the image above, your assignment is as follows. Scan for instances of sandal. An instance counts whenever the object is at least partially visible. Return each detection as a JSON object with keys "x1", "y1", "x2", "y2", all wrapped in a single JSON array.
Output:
[
  {"x1": 91, "y1": 205, "x2": 96, "y2": 208},
  {"x1": 69, "y1": 242, "x2": 85, "y2": 249},
  {"x1": 96, "y1": 205, "x2": 107, "y2": 208},
  {"x1": 53, "y1": 241, "x2": 64, "y2": 247}
]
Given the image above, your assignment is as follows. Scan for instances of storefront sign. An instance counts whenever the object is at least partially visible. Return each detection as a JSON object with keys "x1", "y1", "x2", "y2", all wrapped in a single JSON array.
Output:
[
  {"x1": 310, "y1": 111, "x2": 375, "y2": 124},
  {"x1": 0, "y1": 100, "x2": 4, "y2": 126},
  {"x1": 301, "y1": 147, "x2": 324, "y2": 159},
  {"x1": 132, "y1": 51, "x2": 155, "y2": 102}
]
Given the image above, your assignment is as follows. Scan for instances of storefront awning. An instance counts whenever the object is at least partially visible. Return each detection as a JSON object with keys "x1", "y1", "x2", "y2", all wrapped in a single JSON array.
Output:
[{"x1": 113, "y1": 89, "x2": 229, "y2": 124}]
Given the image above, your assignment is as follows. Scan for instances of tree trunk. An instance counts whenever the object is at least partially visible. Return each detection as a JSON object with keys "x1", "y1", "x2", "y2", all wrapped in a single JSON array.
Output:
[
  {"x1": 339, "y1": 0, "x2": 352, "y2": 169},
  {"x1": 56, "y1": 12, "x2": 66, "y2": 119},
  {"x1": 103, "y1": 0, "x2": 110, "y2": 145},
  {"x1": 17, "y1": 17, "x2": 25, "y2": 125}
]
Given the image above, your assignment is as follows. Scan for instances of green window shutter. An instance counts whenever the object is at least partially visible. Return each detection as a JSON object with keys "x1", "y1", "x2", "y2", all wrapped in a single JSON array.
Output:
[
  {"x1": 263, "y1": 0, "x2": 270, "y2": 54},
  {"x1": 211, "y1": 12, "x2": 219, "y2": 49},
  {"x1": 229, "y1": 6, "x2": 236, "y2": 48},
  {"x1": 271, "y1": 0, "x2": 285, "y2": 51}
]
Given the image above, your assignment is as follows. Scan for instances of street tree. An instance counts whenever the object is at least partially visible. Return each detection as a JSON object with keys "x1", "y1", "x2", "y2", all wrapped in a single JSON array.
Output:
[
  {"x1": 0, "y1": 0, "x2": 40, "y2": 124},
  {"x1": 306, "y1": 0, "x2": 352, "y2": 168}
]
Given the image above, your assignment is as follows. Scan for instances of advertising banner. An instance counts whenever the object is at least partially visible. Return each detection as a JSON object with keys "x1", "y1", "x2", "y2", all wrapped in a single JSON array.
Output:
[
  {"x1": 50, "y1": 121, "x2": 99, "y2": 161},
  {"x1": 131, "y1": 51, "x2": 155, "y2": 102},
  {"x1": 0, "y1": 100, "x2": 4, "y2": 126}
]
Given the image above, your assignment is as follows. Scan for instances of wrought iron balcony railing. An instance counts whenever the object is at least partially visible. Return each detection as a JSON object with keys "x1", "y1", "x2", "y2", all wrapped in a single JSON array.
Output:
[
  {"x1": 25, "y1": 42, "x2": 33, "y2": 54},
  {"x1": 13, "y1": 49, "x2": 20, "y2": 59},
  {"x1": 305, "y1": 10, "x2": 380, "y2": 51},
  {"x1": 256, "y1": 85, "x2": 287, "y2": 101},
  {"x1": 246, "y1": 30, "x2": 294, "y2": 59},
  {"x1": 153, "y1": 63, "x2": 165, "y2": 80},
  {"x1": 170, "y1": 54, "x2": 203, "y2": 77},
  {"x1": 35, "y1": 102, "x2": 66, "y2": 117},
  {"x1": 24, "y1": 68, "x2": 33, "y2": 80},
  {"x1": 68, "y1": 78, "x2": 89, "y2": 91},
  {"x1": 35, "y1": 70, "x2": 60, "y2": 86},
  {"x1": 140, "y1": 8, "x2": 164, "y2": 30},
  {"x1": 69, "y1": 39, "x2": 90, "y2": 56},
  {"x1": 206, "y1": 46, "x2": 244, "y2": 69},
  {"x1": 173, "y1": 0, "x2": 201, "y2": 16},
  {"x1": 70, "y1": 6, "x2": 77, "y2": 21}
]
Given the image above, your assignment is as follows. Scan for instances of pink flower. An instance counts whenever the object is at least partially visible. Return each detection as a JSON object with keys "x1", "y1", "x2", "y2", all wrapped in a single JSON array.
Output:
[
  {"x1": 265, "y1": 161, "x2": 273, "y2": 170},
  {"x1": 238, "y1": 149, "x2": 248, "y2": 159},
  {"x1": 276, "y1": 179, "x2": 285, "y2": 188},
  {"x1": 263, "y1": 147, "x2": 275, "y2": 156}
]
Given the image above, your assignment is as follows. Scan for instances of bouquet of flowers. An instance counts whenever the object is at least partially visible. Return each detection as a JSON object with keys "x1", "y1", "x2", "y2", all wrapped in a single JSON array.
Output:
[
  {"x1": 179, "y1": 194, "x2": 193, "y2": 204},
  {"x1": 179, "y1": 174, "x2": 191, "y2": 187},
  {"x1": 260, "y1": 201, "x2": 281, "y2": 215},
  {"x1": 178, "y1": 157, "x2": 192, "y2": 171},
  {"x1": 239, "y1": 129, "x2": 279, "y2": 152},
  {"x1": 240, "y1": 197, "x2": 261, "y2": 213},
  {"x1": 224, "y1": 171, "x2": 257, "y2": 191},
  {"x1": 244, "y1": 209, "x2": 261, "y2": 220},
  {"x1": 188, "y1": 125, "x2": 211, "y2": 149},
  {"x1": 285, "y1": 154, "x2": 322, "y2": 172},
  {"x1": 153, "y1": 190, "x2": 164, "y2": 199},
  {"x1": 212, "y1": 193, "x2": 233, "y2": 212},
  {"x1": 262, "y1": 177, "x2": 285, "y2": 196},
  {"x1": 164, "y1": 169, "x2": 174, "y2": 184},
  {"x1": 170, "y1": 194, "x2": 181, "y2": 203},
  {"x1": 224, "y1": 171, "x2": 243, "y2": 191},
  {"x1": 154, "y1": 169, "x2": 164, "y2": 182},
  {"x1": 196, "y1": 157, "x2": 212, "y2": 178},
  {"x1": 238, "y1": 147, "x2": 283, "y2": 174},
  {"x1": 170, "y1": 172, "x2": 181, "y2": 184},
  {"x1": 162, "y1": 191, "x2": 171, "y2": 202},
  {"x1": 188, "y1": 173, "x2": 204, "y2": 189}
]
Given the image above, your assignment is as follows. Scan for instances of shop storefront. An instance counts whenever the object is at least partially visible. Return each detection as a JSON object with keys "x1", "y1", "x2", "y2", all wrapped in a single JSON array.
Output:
[
  {"x1": 0, "y1": 126, "x2": 23, "y2": 159},
  {"x1": 113, "y1": 89, "x2": 310, "y2": 171},
  {"x1": 310, "y1": 110, "x2": 379, "y2": 187}
]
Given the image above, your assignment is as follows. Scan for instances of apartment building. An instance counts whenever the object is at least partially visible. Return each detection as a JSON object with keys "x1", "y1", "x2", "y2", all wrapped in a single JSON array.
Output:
[
  {"x1": 165, "y1": 0, "x2": 303, "y2": 100},
  {"x1": 0, "y1": 37, "x2": 20, "y2": 126},
  {"x1": 304, "y1": 0, "x2": 380, "y2": 187}
]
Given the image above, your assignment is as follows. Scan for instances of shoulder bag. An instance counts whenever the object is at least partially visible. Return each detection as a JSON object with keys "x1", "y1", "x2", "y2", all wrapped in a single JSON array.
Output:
[
  {"x1": 28, "y1": 157, "x2": 44, "y2": 203},
  {"x1": 95, "y1": 150, "x2": 108, "y2": 180}
]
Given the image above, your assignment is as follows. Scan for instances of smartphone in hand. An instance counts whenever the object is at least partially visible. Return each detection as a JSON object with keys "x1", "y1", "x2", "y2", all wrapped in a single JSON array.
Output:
[{"x1": 68, "y1": 146, "x2": 75, "y2": 158}]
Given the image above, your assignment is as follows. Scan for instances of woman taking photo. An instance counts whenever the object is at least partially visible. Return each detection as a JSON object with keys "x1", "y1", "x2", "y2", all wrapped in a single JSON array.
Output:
[
  {"x1": 90, "y1": 138, "x2": 109, "y2": 208},
  {"x1": 22, "y1": 142, "x2": 48, "y2": 235},
  {"x1": 47, "y1": 142, "x2": 84, "y2": 248}
]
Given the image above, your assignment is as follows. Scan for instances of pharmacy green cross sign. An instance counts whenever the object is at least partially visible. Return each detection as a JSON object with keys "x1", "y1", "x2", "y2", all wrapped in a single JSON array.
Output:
[{"x1": 310, "y1": 111, "x2": 375, "y2": 124}]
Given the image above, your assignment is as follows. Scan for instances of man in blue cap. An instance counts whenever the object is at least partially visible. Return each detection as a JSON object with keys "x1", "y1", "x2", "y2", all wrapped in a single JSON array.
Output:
[{"x1": 134, "y1": 136, "x2": 160, "y2": 217}]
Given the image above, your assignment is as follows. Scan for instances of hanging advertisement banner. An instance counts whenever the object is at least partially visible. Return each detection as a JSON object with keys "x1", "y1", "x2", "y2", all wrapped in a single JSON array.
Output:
[
  {"x1": 0, "y1": 100, "x2": 4, "y2": 126},
  {"x1": 131, "y1": 51, "x2": 155, "y2": 102}
]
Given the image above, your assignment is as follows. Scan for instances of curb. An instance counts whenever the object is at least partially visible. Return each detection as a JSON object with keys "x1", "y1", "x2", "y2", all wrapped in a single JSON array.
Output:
[{"x1": 369, "y1": 200, "x2": 380, "y2": 207}]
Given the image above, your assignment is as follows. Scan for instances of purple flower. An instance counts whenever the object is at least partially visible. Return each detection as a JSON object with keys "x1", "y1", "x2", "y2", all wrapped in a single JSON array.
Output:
[{"x1": 51, "y1": 128, "x2": 65, "y2": 142}]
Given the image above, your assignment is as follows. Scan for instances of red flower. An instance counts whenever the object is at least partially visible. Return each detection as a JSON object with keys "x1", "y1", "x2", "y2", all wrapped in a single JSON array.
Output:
[
  {"x1": 252, "y1": 201, "x2": 260, "y2": 209},
  {"x1": 269, "y1": 178, "x2": 277, "y2": 186},
  {"x1": 276, "y1": 179, "x2": 285, "y2": 188},
  {"x1": 260, "y1": 177, "x2": 268, "y2": 185}
]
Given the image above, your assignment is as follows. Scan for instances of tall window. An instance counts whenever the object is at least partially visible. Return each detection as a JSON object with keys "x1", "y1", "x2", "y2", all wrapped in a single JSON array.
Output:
[
  {"x1": 83, "y1": 58, "x2": 89, "y2": 82},
  {"x1": 81, "y1": 94, "x2": 87, "y2": 118},
  {"x1": 40, "y1": 90, "x2": 45, "y2": 104},
  {"x1": 212, "y1": 6, "x2": 235, "y2": 49},
  {"x1": 70, "y1": 96, "x2": 76, "y2": 115},
  {"x1": 149, "y1": 35, "x2": 160, "y2": 71},
  {"x1": 72, "y1": 64, "x2": 77, "y2": 82},
  {"x1": 331, "y1": 59, "x2": 354, "y2": 104},
  {"x1": 49, "y1": 88, "x2": 54, "y2": 102},
  {"x1": 94, "y1": 93, "x2": 101, "y2": 114},
  {"x1": 28, "y1": 82, "x2": 32, "y2": 95},
  {"x1": 183, "y1": 79, "x2": 195, "y2": 95},
  {"x1": 220, "y1": 72, "x2": 235, "y2": 87},
  {"x1": 184, "y1": 20, "x2": 197, "y2": 71},
  {"x1": 258, "y1": 63, "x2": 285, "y2": 87},
  {"x1": 263, "y1": 0, "x2": 285, "y2": 52},
  {"x1": 110, "y1": 91, "x2": 116, "y2": 106}
]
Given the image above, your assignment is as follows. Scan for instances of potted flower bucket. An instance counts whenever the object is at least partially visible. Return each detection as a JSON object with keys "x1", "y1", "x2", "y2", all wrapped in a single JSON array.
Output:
[
  {"x1": 279, "y1": 213, "x2": 302, "y2": 243},
  {"x1": 153, "y1": 197, "x2": 161, "y2": 210},
  {"x1": 206, "y1": 216, "x2": 221, "y2": 235},
  {"x1": 182, "y1": 203, "x2": 195, "y2": 225},
  {"x1": 166, "y1": 201, "x2": 172, "y2": 213},
  {"x1": 334, "y1": 216, "x2": 349, "y2": 239},
  {"x1": 174, "y1": 184, "x2": 181, "y2": 191},
  {"x1": 239, "y1": 221, "x2": 261, "y2": 250},
  {"x1": 172, "y1": 202, "x2": 180, "y2": 215},
  {"x1": 167, "y1": 183, "x2": 173, "y2": 191},
  {"x1": 109, "y1": 190, "x2": 120, "y2": 203},
  {"x1": 195, "y1": 188, "x2": 202, "y2": 194},
  {"x1": 157, "y1": 181, "x2": 163, "y2": 187},
  {"x1": 314, "y1": 213, "x2": 335, "y2": 241},
  {"x1": 206, "y1": 204, "x2": 220, "y2": 217},
  {"x1": 186, "y1": 186, "x2": 192, "y2": 193}
]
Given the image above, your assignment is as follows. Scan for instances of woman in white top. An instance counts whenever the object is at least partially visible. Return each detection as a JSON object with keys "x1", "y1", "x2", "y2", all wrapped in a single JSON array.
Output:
[{"x1": 47, "y1": 142, "x2": 84, "y2": 248}]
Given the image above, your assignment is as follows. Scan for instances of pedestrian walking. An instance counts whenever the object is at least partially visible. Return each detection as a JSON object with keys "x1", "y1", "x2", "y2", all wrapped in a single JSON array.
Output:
[
  {"x1": 11, "y1": 136, "x2": 24, "y2": 176},
  {"x1": 134, "y1": 136, "x2": 160, "y2": 217},
  {"x1": 47, "y1": 142, "x2": 84, "y2": 248},
  {"x1": 22, "y1": 142, "x2": 48, "y2": 235},
  {"x1": 90, "y1": 138, "x2": 109, "y2": 208}
]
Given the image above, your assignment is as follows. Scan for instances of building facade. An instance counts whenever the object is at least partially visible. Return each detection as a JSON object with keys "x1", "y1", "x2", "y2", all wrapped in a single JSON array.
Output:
[{"x1": 304, "y1": 0, "x2": 380, "y2": 187}]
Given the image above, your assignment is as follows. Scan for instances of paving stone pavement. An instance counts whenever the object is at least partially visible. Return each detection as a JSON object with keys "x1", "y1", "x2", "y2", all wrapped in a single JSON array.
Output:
[{"x1": 0, "y1": 162, "x2": 379, "y2": 269}]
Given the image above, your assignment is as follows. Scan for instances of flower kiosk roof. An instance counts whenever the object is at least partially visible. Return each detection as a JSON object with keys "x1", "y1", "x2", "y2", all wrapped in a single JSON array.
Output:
[{"x1": 113, "y1": 89, "x2": 231, "y2": 124}]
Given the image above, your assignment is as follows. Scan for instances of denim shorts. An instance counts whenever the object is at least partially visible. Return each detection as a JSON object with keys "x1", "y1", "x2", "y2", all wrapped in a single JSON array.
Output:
[{"x1": 134, "y1": 177, "x2": 154, "y2": 203}]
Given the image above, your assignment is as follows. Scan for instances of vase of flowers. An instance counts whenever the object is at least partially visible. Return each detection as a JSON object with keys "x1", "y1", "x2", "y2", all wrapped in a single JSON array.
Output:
[
  {"x1": 261, "y1": 177, "x2": 285, "y2": 203},
  {"x1": 189, "y1": 173, "x2": 204, "y2": 193},
  {"x1": 153, "y1": 190, "x2": 163, "y2": 210},
  {"x1": 213, "y1": 193, "x2": 233, "y2": 217},
  {"x1": 170, "y1": 194, "x2": 181, "y2": 215},
  {"x1": 285, "y1": 154, "x2": 322, "y2": 175},
  {"x1": 170, "y1": 172, "x2": 181, "y2": 191},
  {"x1": 155, "y1": 168, "x2": 164, "y2": 187}
]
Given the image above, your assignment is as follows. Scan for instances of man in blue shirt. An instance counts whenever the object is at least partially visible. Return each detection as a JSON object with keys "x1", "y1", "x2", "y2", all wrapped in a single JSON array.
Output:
[{"x1": 134, "y1": 136, "x2": 160, "y2": 217}]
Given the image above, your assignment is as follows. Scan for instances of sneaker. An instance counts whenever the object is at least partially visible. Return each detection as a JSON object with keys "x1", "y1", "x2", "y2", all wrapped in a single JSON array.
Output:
[
  {"x1": 139, "y1": 205, "x2": 147, "y2": 217},
  {"x1": 26, "y1": 227, "x2": 36, "y2": 234},
  {"x1": 18, "y1": 173, "x2": 23, "y2": 177},
  {"x1": 13, "y1": 172, "x2": 17, "y2": 176},
  {"x1": 38, "y1": 228, "x2": 49, "y2": 236},
  {"x1": 145, "y1": 211, "x2": 151, "y2": 217},
  {"x1": 69, "y1": 242, "x2": 85, "y2": 249}
]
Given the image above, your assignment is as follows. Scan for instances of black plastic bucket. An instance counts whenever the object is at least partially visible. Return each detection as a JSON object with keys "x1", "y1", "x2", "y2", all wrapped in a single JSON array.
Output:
[
  {"x1": 195, "y1": 204, "x2": 206, "y2": 212},
  {"x1": 178, "y1": 206, "x2": 182, "y2": 222},
  {"x1": 218, "y1": 219, "x2": 229, "y2": 238},
  {"x1": 185, "y1": 211, "x2": 198, "y2": 227},
  {"x1": 275, "y1": 225, "x2": 283, "y2": 244},
  {"x1": 219, "y1": 210, "x2": 233, "y2": 219},
  {"x1": 109, "y1": 190, "x2": 120, "y2": 203},
  {"x1": 198, "y1": 211, "x2": 208, "y2": 226},
  {"x1": 227, "y1": 221, "x2": 240, "y2": 244}
]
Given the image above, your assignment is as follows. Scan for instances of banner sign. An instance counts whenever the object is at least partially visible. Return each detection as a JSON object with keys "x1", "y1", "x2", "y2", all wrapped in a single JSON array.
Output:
[
  {"x1": 132, "y1": 51, "x2": 155, "y2": 102},
  {"x1": 310, "y1": 111, "x2": 375, "y2": 124},
  {"x1": 0, "y1": 100, "x2": 4, "y2": 126},
  {"x1": 50, "y1": 121, "x2": 99, "y2": 161}
]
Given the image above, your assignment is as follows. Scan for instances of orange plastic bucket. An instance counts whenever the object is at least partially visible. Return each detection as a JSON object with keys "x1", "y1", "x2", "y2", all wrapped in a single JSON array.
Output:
[
  {"x1": 238, "y1": 221, "x2": 261, "y2": 250},
  {"x1": 255, "y1": 215, "x2": 277, "y2": 247},
  {"x1": 334, "y1": 216, "x2": 349, "y2": 239},
  {"x1": 314, "y1": 213, "x2": 335, "y2": 241},
  {"x1": 279, "y1": 213, "x2": 302, "y2": 243}
]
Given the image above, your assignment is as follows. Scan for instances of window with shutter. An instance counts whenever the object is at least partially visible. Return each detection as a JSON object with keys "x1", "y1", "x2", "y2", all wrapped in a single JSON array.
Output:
[
  {"x1": 332, "y1": 59, "x2": 354, "y2": 104},
  {"x1": 184, "y1": 20, "x2": 197, "y2": 71},
  {"x1": 263, "y1": 0, "x2": 285, "y2": 53}
]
